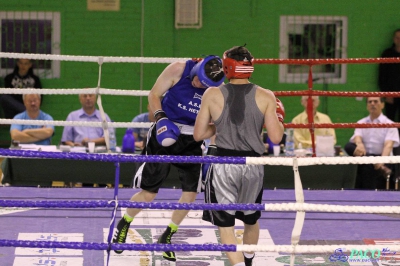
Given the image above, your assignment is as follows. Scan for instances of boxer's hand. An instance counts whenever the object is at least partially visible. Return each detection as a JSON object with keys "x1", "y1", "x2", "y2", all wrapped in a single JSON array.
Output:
[{"x1": 155, "y1": 111, "x2": 180, "y2": 147}]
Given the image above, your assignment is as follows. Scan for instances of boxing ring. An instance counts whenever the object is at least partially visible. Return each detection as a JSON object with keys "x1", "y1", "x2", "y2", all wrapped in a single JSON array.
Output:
[{"x1": 1, "y1": 52, "x2": 400, "y2": 266}]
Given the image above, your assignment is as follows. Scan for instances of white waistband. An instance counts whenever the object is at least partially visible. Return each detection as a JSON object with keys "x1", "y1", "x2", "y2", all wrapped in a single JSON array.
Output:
[{"x1": 174, "y1": 122, "x2": 194, "y2": 135}]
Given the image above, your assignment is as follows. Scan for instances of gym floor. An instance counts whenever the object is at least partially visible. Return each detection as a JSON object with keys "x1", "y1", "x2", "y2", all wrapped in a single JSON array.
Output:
[{"x1": 1, "y1": 187, "x2": 399, "y2": 266}]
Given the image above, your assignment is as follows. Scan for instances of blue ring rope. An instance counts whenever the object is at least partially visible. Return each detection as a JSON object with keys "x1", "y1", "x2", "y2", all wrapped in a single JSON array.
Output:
[
  {"x1": 0, "y1": 200, "x2": 265, "y2": 211},
  {"x1": 0, "y1": 148, "x2": 246, "y2": 164},
  {"x1": 0, "y1": 148, "x2": 253, "y2": 256},
  {"x1": 0, "y1": 239, "x2": 237, "y2": 252}
]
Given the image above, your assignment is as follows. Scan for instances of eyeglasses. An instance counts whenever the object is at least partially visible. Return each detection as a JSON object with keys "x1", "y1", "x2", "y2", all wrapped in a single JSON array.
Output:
[{"x1": 367, "y1": 100, "x2": 380, "y2": 104}]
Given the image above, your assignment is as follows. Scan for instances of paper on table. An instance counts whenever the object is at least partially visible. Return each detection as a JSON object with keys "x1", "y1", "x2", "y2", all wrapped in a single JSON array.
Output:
[
  {"x1": 18, "y1": 144, "x2": 60, "y2": 152},
  {"x1": 70, "y1": 147, "x2": 86, "y2": 153},
  {"x1": 59, "y1": 145, "x2": 71, "y2": 152},
  {"x1": 316, "y1": 135, "x2": 335, "y2": 157},
  {"x1": 39, "y1": 145, "x2": 59, "y2": 152},
  {"x1": 94, "y1": 146, "x2": 107, "y2": 153},
  {"x1": 19, "y1": 144, "x2": 39, "y2": 150}
]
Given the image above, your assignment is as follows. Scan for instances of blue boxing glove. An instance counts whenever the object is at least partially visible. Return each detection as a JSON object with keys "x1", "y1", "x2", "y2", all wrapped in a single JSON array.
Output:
[
  {"x1": 201, "y1": 144, "x2": 217, "y2": 191},
  {"x1": 154, "y1": 110, "x2": 180, "y2": 147}
]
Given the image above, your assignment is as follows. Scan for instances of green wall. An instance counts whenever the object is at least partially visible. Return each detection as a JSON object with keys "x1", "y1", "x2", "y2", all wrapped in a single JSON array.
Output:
[{"x1": 1, "y1": 0, "x2": 399, "y2": 146}]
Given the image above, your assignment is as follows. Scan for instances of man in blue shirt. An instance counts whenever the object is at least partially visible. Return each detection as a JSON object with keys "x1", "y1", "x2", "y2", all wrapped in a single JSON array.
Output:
[
  {"x1": 130, "y1": 104, "x2": 155, "y2": 150},
  {"x1": 10, "y1": 94, "x2": 54, "y2": 145},
  {"x1": 61, "y1": 93, "x2": 112, "y2": 147},
  {"x1": 131, "y1": 112, "x2": 150, "y2": 150}
]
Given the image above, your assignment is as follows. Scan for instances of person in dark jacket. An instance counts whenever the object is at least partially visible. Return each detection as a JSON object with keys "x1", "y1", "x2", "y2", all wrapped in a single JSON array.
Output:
[
  {"x1": 378, "y1": 29, "x2": 400, "y2": 122},
  {"x1": 0, "y1": 58, "x2": 42, "y2": 119}
]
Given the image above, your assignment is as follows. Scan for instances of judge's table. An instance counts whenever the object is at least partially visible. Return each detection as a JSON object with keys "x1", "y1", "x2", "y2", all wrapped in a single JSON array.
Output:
[{"x1": 1, "y1": 146, "x2": 357, "y2": 189}]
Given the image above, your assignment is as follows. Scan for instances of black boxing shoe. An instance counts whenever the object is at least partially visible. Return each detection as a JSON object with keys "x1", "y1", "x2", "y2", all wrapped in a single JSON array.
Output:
[
  {"x1": 112, "y1": 217, "x2": 131, "y2": 254},
  {"x1": 244, "y1": 254, "x2": 255, "y2": 266},
  {"x1": 157, "y1": 226, "x2": 177, "y2": 262}
]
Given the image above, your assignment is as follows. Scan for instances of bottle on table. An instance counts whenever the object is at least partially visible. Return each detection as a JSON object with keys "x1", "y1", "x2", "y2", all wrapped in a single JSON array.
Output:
[
  {"x1": 285, "y1": 128, "x2": 295, "y2": 156},
  {"x1": 122, "y1": 128, "x2": 135, "y2": 153},
  {"x1": 109, "y1": 128, "x2": 117, "y2": 152}
]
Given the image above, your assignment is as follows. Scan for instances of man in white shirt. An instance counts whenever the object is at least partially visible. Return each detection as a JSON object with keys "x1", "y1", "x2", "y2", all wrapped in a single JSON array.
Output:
[{"x1": 345, "y1": 97, "x2": 399, "y2": 189}]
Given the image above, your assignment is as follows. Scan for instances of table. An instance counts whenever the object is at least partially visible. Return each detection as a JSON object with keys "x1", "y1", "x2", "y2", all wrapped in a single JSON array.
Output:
[
  {"x1": 1, "y1": 155, "x2": 358, "y2": 189},
  {"x1": 263, "y1": 163, "x2": 357, "y2": 189},
  {"x1": 1, "y1": 157, "x2": 138, "y2": 187}
]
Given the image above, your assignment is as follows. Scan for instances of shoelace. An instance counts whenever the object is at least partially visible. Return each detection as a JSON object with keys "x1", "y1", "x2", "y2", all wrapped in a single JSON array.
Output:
[
  {"x1": 117, "y1": 224, "x2": 129, "y2": 242},
  {"x1": 165, "y1": 232, "x2": 172, "y2": 244},
  {"x1": 164, "y1": 229, "x2": 177, "y2": 244}
]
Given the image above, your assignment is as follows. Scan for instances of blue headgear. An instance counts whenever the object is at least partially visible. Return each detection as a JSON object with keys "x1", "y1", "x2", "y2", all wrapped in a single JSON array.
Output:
[{"x1": 189, "y1": 55, "x2": 225, "y2": 87}]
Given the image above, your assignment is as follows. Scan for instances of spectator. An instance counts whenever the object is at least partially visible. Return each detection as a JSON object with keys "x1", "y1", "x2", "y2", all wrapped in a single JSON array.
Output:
[
  {"x1": 10, "y1": 94, "x2": 54, "y2": 145},
  {"x1": 130, "y1": 104, "x2": 155, "y2": 150},
  {"x1": 344, "y1": 97, "x2": 399, "y2": 189},
  {"x1": 292, "y1": 96, "x2": 336, "y2": 149},
  {"x1": 61, "y1": 92, "x2": 112, "y2": 147},
  {"x1": 1, "y1": 59, "x2": 42, "y2": 119},
  {"x1": 378, "y1": 29, "x2": 400, "y2": 122}
]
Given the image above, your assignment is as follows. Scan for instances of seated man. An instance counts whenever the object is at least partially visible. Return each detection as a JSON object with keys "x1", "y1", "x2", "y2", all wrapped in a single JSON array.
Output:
[
  {"x1": 130, "y1": 104, "x2": 155, "y2": 150},
  {"x1": 292, "y1": 96, "x2": 336, "y2": 149},
  {"x1": 344, "y1": 97, "x2": 399, "y2": 189},
  {"x1": 61, "y1": 92, "x2": 112, "y2": 147},
  {"x1": 10, "y1": 94, "x2": 54, "y2": 145}
]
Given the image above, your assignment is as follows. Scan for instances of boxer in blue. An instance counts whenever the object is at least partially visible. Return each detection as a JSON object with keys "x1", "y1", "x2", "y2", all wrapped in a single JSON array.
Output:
[{"x1": 112, "y1": 55, "x2": 225, "y2": 262}]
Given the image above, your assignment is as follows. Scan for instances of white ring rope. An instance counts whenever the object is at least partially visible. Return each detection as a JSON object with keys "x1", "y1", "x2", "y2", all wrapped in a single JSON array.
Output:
[
  {"x1": 246, "y1": 156, "x2": 400, "y2": 166},
  {"x1": 0, "y1": 88, "x2": 150, "y2": 96},
  {"x1": 236, "y1": 244, "x2": 400, "y2": 253},
  {"x1": 290, "y1": 158, "x2": 306, "y2": 265},
  {"x1": 95, "y1": 59, "x2": 112, "y2": 150},
  {"x1": 0, "y1": 52, "x2": 191, "y2": 63},
  {"x1": 264, "y1": 203, "x2": 400, "y2": 214},
  {"x1": 0, "y1": 118, "x2": 152, "y2": 129}
]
